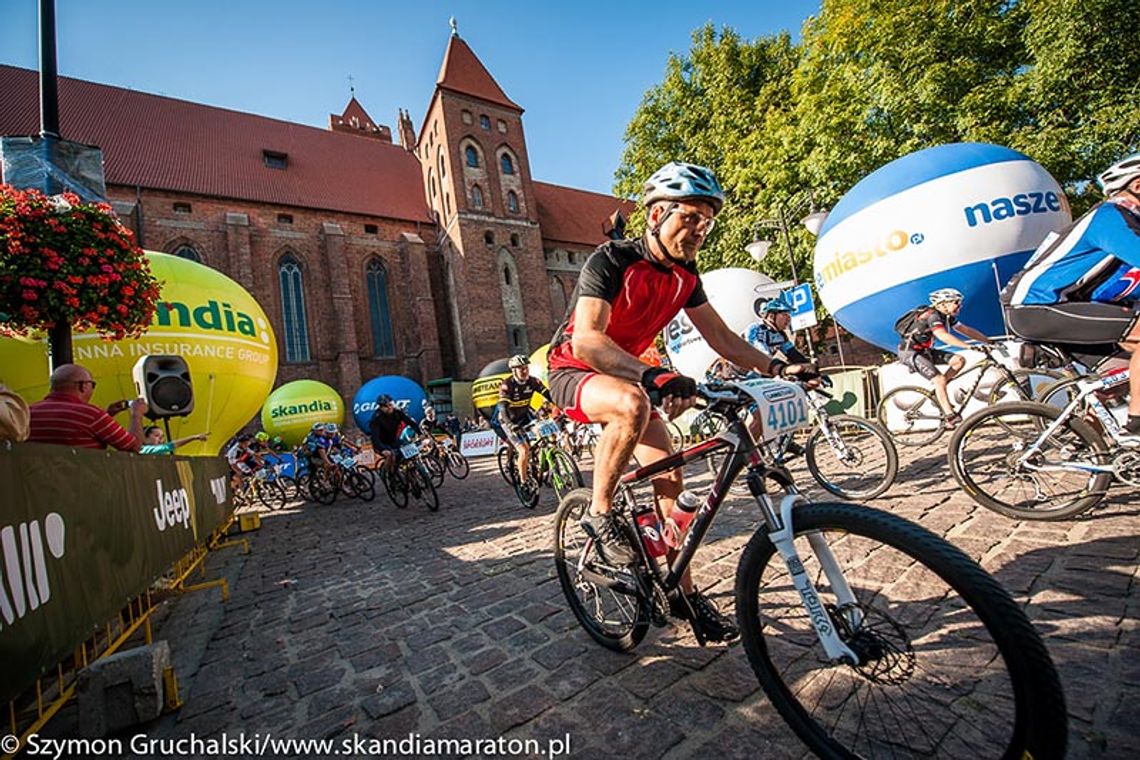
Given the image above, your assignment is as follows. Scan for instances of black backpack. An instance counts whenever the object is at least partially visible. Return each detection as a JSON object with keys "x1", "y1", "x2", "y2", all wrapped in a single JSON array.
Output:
[{"x1": 894, "y1": 306, "x2": 933, "y2": 341}]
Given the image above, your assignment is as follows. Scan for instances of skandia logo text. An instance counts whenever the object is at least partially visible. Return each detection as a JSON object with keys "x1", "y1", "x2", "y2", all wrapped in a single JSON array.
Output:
[
  {"x1": 271, "y1": 400, "x2": 335, "y2": 418},
  {"x1": 963, "y1": 191, "x2": 1062, "y2": 228},
  {"x1": 155, "y1": 300, "x2": 258, "y2": 337}
]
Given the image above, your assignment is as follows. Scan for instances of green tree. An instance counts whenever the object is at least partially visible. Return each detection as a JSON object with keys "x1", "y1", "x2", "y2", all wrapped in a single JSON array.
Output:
[{"x1": 614, "y1": 25, "x2": 801, "y2": 276}]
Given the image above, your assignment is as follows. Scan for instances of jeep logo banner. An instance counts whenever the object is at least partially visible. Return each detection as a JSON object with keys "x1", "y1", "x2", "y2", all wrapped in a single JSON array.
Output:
[{"x1": 0, "y1": 444, "x2": 232, "y2": 702}]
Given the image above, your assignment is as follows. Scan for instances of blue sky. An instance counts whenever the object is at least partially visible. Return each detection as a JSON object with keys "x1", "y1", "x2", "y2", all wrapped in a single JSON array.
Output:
[{"x1": 0, "y1": 1, "x2": 819, "y2": 195}]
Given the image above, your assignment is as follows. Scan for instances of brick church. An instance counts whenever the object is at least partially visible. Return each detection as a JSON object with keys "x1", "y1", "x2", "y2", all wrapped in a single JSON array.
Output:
[{"x1": 0, "y1": 28, "x2": 634, "y2": 410}]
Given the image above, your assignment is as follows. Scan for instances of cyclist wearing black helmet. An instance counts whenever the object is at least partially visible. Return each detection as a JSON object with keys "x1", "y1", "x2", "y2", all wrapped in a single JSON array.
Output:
[
  {"x1": 368, "y1": 395, "x2": 418, "y2": 475},
  {"x1": 497, "y1": 354, "x2": 554, "y2": 490}
]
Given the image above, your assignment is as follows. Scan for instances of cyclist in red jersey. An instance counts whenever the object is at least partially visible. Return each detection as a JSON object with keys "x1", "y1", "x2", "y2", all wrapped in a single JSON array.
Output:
[{"x1": 547, "y1": 161, "x2": 817, "y2": 642}]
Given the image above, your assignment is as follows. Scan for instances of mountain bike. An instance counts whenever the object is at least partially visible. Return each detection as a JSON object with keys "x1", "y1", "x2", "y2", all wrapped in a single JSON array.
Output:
[
  {"x1": 554, "y1": 378, "x2": 1067, "y2": 758},
  {"x1": 385, "y1": 441, "x2": 440, "y2": 511},
  {"x1": 234, "y1": 464, "x2": 287, "y2": 510},
  {"x1": 949, "y1": 367, "x2": 1132, "y2": 520},
  {"x1": 501, "y1": 418, "x2": 585, "y2": 508},
  {"x1": 877, "y1": 344, "x2": 1062, "y2": 446},
  {"x1": 705, "y1": 376, "x2": 898, "y2": 500},
  {"x1": 438, "y1": 436, "x2": 470, "y2": 479}
]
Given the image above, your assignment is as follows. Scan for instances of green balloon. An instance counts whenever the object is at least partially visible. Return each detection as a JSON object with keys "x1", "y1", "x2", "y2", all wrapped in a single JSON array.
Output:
[{"x1": 261, "y1": 380, "x2": 345, "y2": 446}]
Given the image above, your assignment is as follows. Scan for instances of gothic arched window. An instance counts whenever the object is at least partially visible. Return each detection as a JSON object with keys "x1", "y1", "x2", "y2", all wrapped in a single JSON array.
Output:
[
  {"x1": 507, "y1": 191, "x2": 519, "y2": 213},
  {"x1": 500, "y1": 154, "x2": 514, "y2": 175},
  {"x1": 366, "y1": 259, "x2": 396, "y2": 357},
  {"x1": 465, "y1": 146, "x2": 479, "y2": 167},
  {"x1": 471, "y1": 184, "x2": 484, "y2": 208},
  {"x1": 278, "y1": 255, "x2": 311, "y2": 363},
  {"x1": 173, "y1": 244, "x2": 200, "y2": 262}
]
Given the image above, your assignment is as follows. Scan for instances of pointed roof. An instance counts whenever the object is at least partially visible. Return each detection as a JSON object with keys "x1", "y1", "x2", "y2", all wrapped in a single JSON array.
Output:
[
  {"x1": 336, "y1": 97, "x2": 377, "y2": 130},
  {"x1": 0, "y1": 65, "x2": 430, "y2": 222},
  {"x1": 436, "y1": 35, "x2": 521, "y2": 111}
]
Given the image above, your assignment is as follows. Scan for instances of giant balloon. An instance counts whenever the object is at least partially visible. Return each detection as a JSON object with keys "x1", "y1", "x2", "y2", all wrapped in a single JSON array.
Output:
[
  {"x1": 529, "y1": 343, "x2": 550, "y2": 384},
  {"x1": 261, "y1": 380, "x2": 344, "y2": 446},
  {"x1": 351, "y1": 375, "x2": 428, "y2": 431},
  {"x1": 471, "y1": 358, "x2": 510, "y2": 421},
  {"x1": 662, "y1": 268, "x2": 782, "y2": 378},
  {"x1": 813, "y1": 143, "x2": 1071, "y2": 351},
  {"x1": 0, "y1": 252, "x2": 277, "y2": 454}
]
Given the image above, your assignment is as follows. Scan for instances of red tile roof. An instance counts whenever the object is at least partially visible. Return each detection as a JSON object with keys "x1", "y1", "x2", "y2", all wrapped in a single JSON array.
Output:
[
  {"x1": 533, "y1": 181, "x2": 636, "y2": 247},
  {"x1": 435, "y1": 36, "x2": 521, "y2": 111},
  {"x1": 0, "y1": 65, "x2": 432, "y2": 222}
]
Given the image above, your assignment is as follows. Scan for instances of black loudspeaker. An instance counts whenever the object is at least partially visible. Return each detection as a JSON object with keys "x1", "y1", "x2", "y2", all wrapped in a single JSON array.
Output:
[{"x1": 132, "y1": 355, "x2": 194, "y2": 418}]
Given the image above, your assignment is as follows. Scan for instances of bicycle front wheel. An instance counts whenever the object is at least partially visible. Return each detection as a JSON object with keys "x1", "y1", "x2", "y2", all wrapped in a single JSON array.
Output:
[
  {"x1": 497, "y1": 446, "x2": 517, "y2": 485},
  {"x1": 805, "y1": 415, "x2": 898, "y2": 500},
  {"x1": 877, "y1": 385, "x2": 945, "y2": 446},
  {"x1": 446, "y1": 450, "x2": 470, "y2": 479},
  {"x1": 553, "y1": 489, "x2": 648, "y2": 652},
  {"x1": 736, "y1": 502, "x2": 1067, "y2": 759},
  {"x1": 949, "y1": 401, "x2": 1111, "y2": 520},
  {"x1": 548, "y1": 449, "x2": 584, "y2": 502}
]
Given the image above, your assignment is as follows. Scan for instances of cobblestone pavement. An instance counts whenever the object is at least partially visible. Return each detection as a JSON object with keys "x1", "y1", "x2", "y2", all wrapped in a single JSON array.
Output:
[{"x1": 105, "y1": 441, "x2": 1139, "y2": 757}]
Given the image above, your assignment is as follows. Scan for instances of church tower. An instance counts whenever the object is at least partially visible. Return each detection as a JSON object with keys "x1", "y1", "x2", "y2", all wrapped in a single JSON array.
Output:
[{"x1": 415, "y1": 21, "x2": 555, "y2": 378}]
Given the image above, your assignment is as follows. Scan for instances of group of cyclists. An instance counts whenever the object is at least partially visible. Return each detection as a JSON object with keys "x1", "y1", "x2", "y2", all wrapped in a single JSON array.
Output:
[{"x1": 223, "y1": 150, "x2": 1139, "y2": 648}]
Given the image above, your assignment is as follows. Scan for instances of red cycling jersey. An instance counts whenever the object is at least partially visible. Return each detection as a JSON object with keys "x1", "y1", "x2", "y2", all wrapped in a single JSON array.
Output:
[{"x1": 548, "y1": 238, "x2": 706, "y2": 372}]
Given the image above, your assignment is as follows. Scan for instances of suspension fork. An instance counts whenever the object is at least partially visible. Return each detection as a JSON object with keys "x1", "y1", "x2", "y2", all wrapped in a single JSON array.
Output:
[{"x1": 752, "y1": 474, "x2": 860, "y2": 664}]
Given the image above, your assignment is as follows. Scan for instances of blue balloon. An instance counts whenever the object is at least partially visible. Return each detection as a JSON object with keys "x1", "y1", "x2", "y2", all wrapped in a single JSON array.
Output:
[
  {"x1": 813, "y1": 143, "x2": 1072, "y2": 351},
  {"x1": 351, "y1": 375, "x2": 429, "y2": 431}
]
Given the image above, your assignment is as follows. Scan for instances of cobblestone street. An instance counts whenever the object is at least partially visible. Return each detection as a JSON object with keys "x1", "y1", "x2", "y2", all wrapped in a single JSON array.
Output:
[{"x1": 127, "y1": 443, "x2": 1140, "y2": 758}]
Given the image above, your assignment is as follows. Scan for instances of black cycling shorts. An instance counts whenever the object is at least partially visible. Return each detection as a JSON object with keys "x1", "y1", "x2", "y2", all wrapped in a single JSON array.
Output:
[
  {"x1": 1007, "y1": 302, "x2": 1140, "y2": 345},
  {"x1": 898, "y1": 348, "x2": 956, "y2": 381}
]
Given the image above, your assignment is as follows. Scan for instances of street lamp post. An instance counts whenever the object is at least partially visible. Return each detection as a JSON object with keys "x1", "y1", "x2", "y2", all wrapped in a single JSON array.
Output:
[{"x1": 745, "y1": 189, "x2": 829, "y2": 361}]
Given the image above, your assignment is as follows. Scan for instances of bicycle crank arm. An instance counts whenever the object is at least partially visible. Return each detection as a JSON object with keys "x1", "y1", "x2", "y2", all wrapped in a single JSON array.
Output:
[
  {"x1": 767, "y1": 494, "x2": 861, "y2": 665},
  {"x1": 577, "y1": 566, "x2": 640, "y2": 596}
]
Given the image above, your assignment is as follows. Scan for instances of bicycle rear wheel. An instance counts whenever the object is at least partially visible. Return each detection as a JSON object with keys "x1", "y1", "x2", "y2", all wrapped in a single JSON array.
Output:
[
  {"x1": 877, "y1": 385, "x2": 945, "y2": 446},
  {"x1": 736, "y1": 502, "x2": 1067, "y2": 759},
  {"x1": 553, "y1": 489, "x2": 648, "y2": 652},
  {"x1": 805, "y1": 415, "x2": 898, "y2": 500},
  {"x1": 948, "y1": 401, "x2": 1110, "y2": 520}
]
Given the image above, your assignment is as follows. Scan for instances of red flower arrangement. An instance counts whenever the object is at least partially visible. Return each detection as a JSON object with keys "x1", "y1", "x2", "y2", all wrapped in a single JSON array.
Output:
[{"x1": 0, "y1": 184, "x2": 161, "y2": 341}]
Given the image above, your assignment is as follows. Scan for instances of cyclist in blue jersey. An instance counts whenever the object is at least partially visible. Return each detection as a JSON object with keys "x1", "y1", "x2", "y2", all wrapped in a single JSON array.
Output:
[
  {"x1": 1005, "y1": 154, "x2": 1140, "y2": 433},
  {"x1": 745, "y1": 297, "x2": 810, "y2": 364}
]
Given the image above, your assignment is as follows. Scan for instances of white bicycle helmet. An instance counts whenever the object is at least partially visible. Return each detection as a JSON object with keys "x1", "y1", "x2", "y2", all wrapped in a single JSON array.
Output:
[
  {"x1": 929, "y1": 287, "x2": 964, "y2": 305},
  {"x1": 507, "y1": 354, "x2": 529, "y2": 369},
  {"x1": 1097, "y1": 153, "x2": 1140, "y2": 195},
  {"x1": 642, "y1": 162, "x2": 725, "y2": 214}
]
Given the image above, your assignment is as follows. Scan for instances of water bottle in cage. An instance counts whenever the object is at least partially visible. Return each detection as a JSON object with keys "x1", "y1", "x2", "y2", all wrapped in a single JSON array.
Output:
[
  {"x1": 634, "y1": 502, "x2": 667, "y2": 558},
  {"x1": 662, "y1": 490, "x2": 701, "y2": 549}
]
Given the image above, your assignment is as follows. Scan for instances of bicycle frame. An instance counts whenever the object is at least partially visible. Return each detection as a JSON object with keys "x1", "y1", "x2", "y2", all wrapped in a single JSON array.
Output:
[
  {"x1": 612, "y1": 394, "x2": 861, "y2": 662},
  {"x1": 1014, "y1": 369, "x2": 1129, "y2": 476}
]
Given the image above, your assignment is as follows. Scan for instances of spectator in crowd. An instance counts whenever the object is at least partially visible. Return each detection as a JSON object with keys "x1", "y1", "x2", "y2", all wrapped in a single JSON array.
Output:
[
  {"x1": 27, "y1": 363, "x2": 148, "y2": 451},
  {"x1": 139, "y1": 425, "x2": 209, "y2": 455},
  {"x1": 0, "y1": 384, "x2": 30, "y2": 442}
]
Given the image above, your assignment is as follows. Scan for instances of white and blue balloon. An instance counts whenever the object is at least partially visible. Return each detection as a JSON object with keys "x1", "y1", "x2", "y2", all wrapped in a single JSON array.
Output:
[{"x1": 813, "y1": 143, "x2": 1071, "y2": 351}]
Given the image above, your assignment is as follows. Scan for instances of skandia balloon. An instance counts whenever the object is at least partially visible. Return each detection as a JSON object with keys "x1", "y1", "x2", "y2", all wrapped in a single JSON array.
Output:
[{"x1": 261, "y1": 380, "x2": 345, "y2": 446}]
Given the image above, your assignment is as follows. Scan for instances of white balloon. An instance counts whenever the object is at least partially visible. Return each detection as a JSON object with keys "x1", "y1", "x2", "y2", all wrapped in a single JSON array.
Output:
[{"x1": 662, "y1": 268, "x2": 780, "y2": 378}]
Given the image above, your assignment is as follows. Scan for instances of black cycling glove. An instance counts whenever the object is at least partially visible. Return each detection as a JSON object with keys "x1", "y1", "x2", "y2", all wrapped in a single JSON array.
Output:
[
  {"x1": 641, "y1": 366, "x2": 697, "y2": 406},
  {"x1": 778, "y1": 362, "x2": 821, "y2": 382}
]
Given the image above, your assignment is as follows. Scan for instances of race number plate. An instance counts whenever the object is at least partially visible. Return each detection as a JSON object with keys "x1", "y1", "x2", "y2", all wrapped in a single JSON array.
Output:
[
  {"x1": 399, "y1": 443, "x2": 419, "y2": 459},
  {"x1": 733, "y1": 378, "x2": 811, "y2": 441}
]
